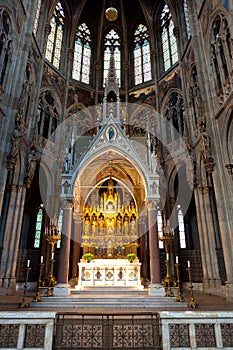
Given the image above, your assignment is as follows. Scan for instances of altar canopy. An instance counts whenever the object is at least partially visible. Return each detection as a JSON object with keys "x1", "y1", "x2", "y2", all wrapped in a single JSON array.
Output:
[{"x1": 81, "y1": 177, "x2": 138, "y2": 258}]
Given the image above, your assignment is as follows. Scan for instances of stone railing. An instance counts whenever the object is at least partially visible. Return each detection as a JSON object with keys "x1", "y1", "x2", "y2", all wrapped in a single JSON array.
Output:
[
  {"x1": 1, "y1": 311, "x2": 233, "y2": 349},
  {"x1": 0, "y1": 311, "x2": 56, "y2": 350},
  {"x1": 160, "y1": 311, "x2": 233, "y2": 349}
]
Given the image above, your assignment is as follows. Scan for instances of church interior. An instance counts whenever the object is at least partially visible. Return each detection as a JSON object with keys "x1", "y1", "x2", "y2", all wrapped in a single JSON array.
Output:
[{"x1": 0, "y1": 0, "x2": 233, "y2": 348}]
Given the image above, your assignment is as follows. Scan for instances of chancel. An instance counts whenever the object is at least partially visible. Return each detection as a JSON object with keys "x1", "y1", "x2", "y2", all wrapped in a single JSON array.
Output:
[{"x1": 0, "y1": 0, "x2": 233, "y2": 348}]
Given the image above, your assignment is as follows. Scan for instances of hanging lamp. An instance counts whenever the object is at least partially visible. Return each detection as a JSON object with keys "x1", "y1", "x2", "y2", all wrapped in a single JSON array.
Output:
[{"x1": 105, "y1": 0, "x2": 118, "y2": 21}]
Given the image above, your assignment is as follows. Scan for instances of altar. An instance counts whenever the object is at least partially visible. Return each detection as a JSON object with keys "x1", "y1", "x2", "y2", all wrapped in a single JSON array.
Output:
[{"x1": 76, "y1": 259, "x2": 143, "y2": 289}]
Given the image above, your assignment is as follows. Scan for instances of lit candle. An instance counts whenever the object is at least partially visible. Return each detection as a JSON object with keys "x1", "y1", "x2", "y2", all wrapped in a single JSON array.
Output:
[
  {"x1": 41, "y1": 256, "x2": 43, "y2": 264},
  {"x1": 166, "y1": 253, "x2": 169, "y2": 260},
  {"x1": 187, "y1": 260, "x2": 190, "y2": 268},
  {"x1": 27, "y1": 259, "x2": 30, "y2": 267},
  {"x1": 176, "y1": 256, "x2": 179, "y2": 264},
  {"x1": 51, "y1": 252, "x2": 54, "y2": 260}
]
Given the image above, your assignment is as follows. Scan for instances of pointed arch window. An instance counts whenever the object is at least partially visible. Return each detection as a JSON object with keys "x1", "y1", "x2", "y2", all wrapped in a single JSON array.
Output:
[
  {"x1": 183, "y1": 0, "x2": 191, "y2": 38},
  {"x1": 177, "y1": 204, "x2": 186, "y2": 248},
  {"x1": 34, "y1": 205, "x2": 44, "y2": 248},
  {"x1": 33, "y1": 0, "x2": 42, "y2": 36},
  {"x1": 0, "y1": 9, "x2": 12, "y2": 87},
  {"x1": 133, "y1": 24, "x2": 152, "y2": 85},
  {"x1": 72, "y1": 23, "x2": 91, "y2": 84},
  {"x1": 103, "y1": 29, "x2": 121, "y2": 86},
  {"x1": 157, "y1": 210, "x2": 164, "y2": 249},
  {"x1": 45, "y1": 1, "x2": 65, "y2": 69},
  {"x1": 160, "y1": 3, "x2": 178, "y2": 71},
  {"x1": 56, "y1": 209, "x2": 63, "y2": 248}
]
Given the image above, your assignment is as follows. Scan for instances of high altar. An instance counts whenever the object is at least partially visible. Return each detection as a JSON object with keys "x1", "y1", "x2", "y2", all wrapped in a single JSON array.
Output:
[{"x1": 76, "y1": 177, "x2": 143, "y2": 289}]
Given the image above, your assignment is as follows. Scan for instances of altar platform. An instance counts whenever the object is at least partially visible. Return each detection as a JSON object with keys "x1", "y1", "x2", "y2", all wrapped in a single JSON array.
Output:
[{"x1": 76, "y1": 258, "x2": 143, "y2": 290}]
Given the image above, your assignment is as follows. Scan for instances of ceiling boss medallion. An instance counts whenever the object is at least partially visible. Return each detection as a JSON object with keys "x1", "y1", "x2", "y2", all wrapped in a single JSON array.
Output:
[{"x1": 105, "y1": 1, "x2": 118, "y2": 22}]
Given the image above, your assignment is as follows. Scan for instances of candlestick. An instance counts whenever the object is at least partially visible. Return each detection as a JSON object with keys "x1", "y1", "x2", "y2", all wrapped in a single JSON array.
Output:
[
  {"x1": 187, "y1": 260, "x2": 190, "y2": 268},
  {"x1": 166, "y1": 252, "x2": 169, "y2": 260},
  {"x1": 51, "y1": 252, "x2": 54, "y2": 260},
  {"x1": 27, "y1": 259, "x2": 30, "y2": 267},
  {"x1": 186, "y1": 266, "x2": 198, "y2": 308},
  {"x1": 19, "y1": 265, "x2": 31, "y2": 308},
  {"x1": 175, "y1": 260, "x2": 184, "y2": 302},
  {"x1": 32, "y1": 262, "x2": 44, "y2": 303}
]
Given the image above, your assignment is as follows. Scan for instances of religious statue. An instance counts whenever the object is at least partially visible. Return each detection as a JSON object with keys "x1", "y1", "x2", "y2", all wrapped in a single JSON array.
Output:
[
  {"x1": 25, "y1": 151, "x2": 37, "y2": 188},
  {"x1": 64, "y1": 150, "x2": 71, "y2": 173}
]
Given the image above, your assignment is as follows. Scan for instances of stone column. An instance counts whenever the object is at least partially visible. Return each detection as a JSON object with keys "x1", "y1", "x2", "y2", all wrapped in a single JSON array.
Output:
[
  {"x1": 194, "y1": 186, "x2": 221, "y2": 292},
  {"x1": 0, "y1": 184, "x2": 26, "y2": 288},
  {"x1": 147, "y1": 200, "x2": 164, "y2": 296},
  {"x1": 71, "y1": 217, "x2": 81, "y2": 285},
  {"x1": 139, "y1": 216, "x2": 149, "y2": 286},
  {"x1": 53, "y1": 200, "x2": 73, "y2": 296}
]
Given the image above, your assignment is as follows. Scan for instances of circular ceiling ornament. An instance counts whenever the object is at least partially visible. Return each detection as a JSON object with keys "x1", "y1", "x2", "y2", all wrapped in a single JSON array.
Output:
[{"x1": 105, "y1": 7, "x2": 118, "y2": 21}]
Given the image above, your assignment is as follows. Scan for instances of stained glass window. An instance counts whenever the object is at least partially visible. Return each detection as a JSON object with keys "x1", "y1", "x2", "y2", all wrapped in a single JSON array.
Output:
[
  {"x1": 103, "y1": 29, "x2": 121, "y2": 86},
  {"x1": 177, "y1": 204, "x2": 186, "y2": 248},
  {"x1": 133, "y1": 24, "x2": 152, "y2": 85},
  {"x1": 160, "y1": 3, "x2": 178, "y2": 71},
  {"x1": 72, "y1": 23, "x2": 91, "y2": 84},
  {"x1": 45, "y1": 1, "x2": 65, "y2": 69},
  {"x1": 157, "y1": 210, "x2": 164, "y2": 249},
  {"x1": 57, "y1": 209, "x2": 63, "y2": 248},
  {"x1": 34, "y1": 205, "x2": 43, "y2": 248},
  {"x1": 184, "y1": 0, "x2": 191, "y2": 38},
  {"x1": 33, "y1": 0, "x2": 41, "y2": 36}
]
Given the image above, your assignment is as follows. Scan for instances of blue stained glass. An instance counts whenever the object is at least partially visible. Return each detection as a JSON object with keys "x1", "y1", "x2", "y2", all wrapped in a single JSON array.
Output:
[
  {"x1": 45, "y1": 2, "x2": 64, "y2": 69},
  {"x1": 133, "y1": 24, "x2": 152, "y2": 85},
  {"x1": 34, "y1": 207, "x2": 43, "y2": 248},
  {"x1": 161, "y1": 4, "x2": 178, "y2": 71},
  {"x1": 72, "y1": 23, "x2": 91, "y2": 84}
]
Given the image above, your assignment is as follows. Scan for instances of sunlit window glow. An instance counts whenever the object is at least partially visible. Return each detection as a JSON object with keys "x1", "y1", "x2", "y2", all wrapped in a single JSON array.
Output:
[
  {"x1": 133, "y1": 24, "x2": 152, "y2": 85},
  {"x1": 103, "y1": 29, "x2": 121, "y2": 86},
  {"x1": 45, "y1": 1, "x2": 65, "y2": 69},
  {"x1": 72, "y1": 23, "x2": 91, "y2": 84}
]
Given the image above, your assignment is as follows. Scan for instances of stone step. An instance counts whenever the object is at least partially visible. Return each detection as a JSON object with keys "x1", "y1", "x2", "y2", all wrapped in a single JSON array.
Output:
[
  {"x1": 30, "y1": 295, "x2": 187, "y2": 309},
  {"x1": 72, "y1": 286, "x2": 147, "y2": 295}
]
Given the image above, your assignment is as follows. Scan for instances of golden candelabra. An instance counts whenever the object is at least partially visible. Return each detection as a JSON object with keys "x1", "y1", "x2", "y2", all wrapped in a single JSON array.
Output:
[
  {"x1": 19, "y1": 266, "x2": 31, "y2": 308},
  {"x1": 159, "y1": 220, "x2": 175, "y2": 295},
  {"x1": 44, "y1": 256, "x2": 55, "y2": 297},
  {"x1": 164, "y1": 254, "x2": 174, "y2": 297},
  {"x1": 32, "y1": 262, "x2": 44, "y2": 302},
  {"x1": 186, "y1": 265, "x2": 198, "y2": 308},
  {"x1": 44, "y1": 223, "x2": 60, "y2": 296},
  {"x1": 175, "y1": 261, "x2": 184, "y2": 302}
]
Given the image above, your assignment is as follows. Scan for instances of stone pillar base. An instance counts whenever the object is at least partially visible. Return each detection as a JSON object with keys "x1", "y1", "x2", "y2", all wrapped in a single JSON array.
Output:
[
  {"x1": 53, "y1": 283, "x2": 70, "y2": 296},
  {"x1": 225, "y1": 282, "x2": 233, "y2": 301},
  {"x1": 148, "y1": 283, "x2": 165, "y2": 296}
]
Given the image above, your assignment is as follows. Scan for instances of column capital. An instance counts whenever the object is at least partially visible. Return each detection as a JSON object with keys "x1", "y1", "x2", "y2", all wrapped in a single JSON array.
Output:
[
  {"x1": 146, "y1": 199, "x2": 159, "y2": 211},
  {"x1": 60, "y1": 198, "x2": 74, "y2": 209}
]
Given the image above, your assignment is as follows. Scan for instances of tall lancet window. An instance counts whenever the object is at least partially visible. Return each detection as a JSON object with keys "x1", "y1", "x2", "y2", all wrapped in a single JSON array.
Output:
[
  {"x1": 183, "y1": 0, "x2": 191, "y2": 38},
  {"x1": 103, "y1": 29, "x2": 121, "y2": 86},
  {"x1": 133, "y1": 24, "x2": 152, "y2": 85},
  {"x1": 160, "y1": 3, "x2": 178, "y2": 71},
  {"x1": 33, "y1": 0, "x2": 42, "y2": 36},
  {"x1": 72, "y1": 23, "x2": 91, "y2": 84},
  {"x1": 45, "y1": 1, "x2": 65, "y2": 69}
]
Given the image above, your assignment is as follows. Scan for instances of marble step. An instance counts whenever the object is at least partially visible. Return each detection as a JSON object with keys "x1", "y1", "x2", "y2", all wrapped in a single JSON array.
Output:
[
  {"x1": 30, "y1": 295, "x2": 187, "y2": 308},
  {"x1": 72, "y1": 286, "x2": 147, "y2": 295}
]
